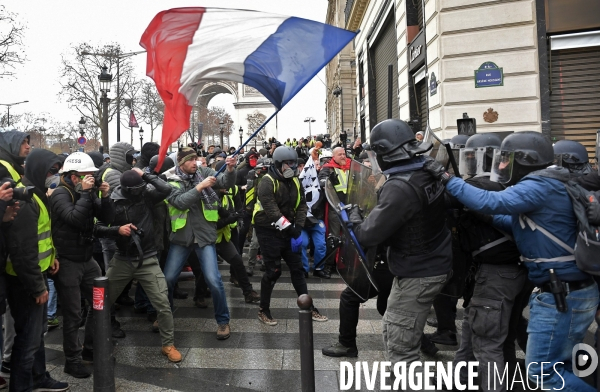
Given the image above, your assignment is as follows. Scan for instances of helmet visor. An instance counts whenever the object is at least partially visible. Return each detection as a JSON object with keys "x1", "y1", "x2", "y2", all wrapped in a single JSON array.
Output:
[
  {"x1": 459, "y1": 148, "x2": 486, "y2": 177},
  {"x1": 490, "y1": 149, "x2": 514, "y2": 184},
  {"x1": 366, "y1": 150, "x2": 382, "y2": 175}
]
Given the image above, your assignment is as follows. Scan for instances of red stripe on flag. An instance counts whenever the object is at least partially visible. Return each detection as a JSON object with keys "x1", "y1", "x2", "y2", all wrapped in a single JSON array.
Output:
[{"x1": 140, "y1": 7, "x2": 205, "y2": 169}]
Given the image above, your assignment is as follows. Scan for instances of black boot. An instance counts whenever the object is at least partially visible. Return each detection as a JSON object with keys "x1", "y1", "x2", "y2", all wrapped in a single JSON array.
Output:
[{"x1": 322, "y1": 342, "x2": 358, "y2": 358}]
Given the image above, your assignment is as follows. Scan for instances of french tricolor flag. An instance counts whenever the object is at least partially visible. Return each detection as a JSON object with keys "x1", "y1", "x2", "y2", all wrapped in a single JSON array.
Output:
[{"x1": 140, "y1": 7, "x2": 357, "y2": 165}]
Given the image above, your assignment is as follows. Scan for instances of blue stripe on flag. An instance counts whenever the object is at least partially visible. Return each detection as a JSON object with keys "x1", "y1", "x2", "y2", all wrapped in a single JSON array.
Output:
[{"x1": 243, "y1": 17, "x2": 356, "y2": 109}]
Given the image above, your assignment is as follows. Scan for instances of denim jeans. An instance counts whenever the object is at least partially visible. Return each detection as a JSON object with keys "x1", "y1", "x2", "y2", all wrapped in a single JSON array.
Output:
[
  {"x1": 526, "y1": 282, "x2": 599, "y2": 392},
  {"x1": 301, "y1": 220, "x2": 326, "y2": 272},
  {"x1": 6, "y1": 274, "x2": 48, "y2": 391},
  {"x1": 46, "y1": 278, "x2": 57, "y2": 319},
  {"x1": 164, "y1": 243, "x2": 230, "y2": 325}
]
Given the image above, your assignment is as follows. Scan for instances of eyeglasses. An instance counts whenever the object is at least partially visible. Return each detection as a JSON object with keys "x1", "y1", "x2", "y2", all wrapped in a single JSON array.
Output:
[{"x1": 48, "y1": 167, "x2": 60, "y2": 175}]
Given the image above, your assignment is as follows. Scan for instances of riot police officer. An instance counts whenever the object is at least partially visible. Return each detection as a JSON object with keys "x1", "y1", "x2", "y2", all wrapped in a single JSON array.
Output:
[
  {"x1": 553, "y1": 139, "x2": 593, "y2": 174},
  {"x1": 350, "y1": 119, "x2": 452, "y2": 379}
]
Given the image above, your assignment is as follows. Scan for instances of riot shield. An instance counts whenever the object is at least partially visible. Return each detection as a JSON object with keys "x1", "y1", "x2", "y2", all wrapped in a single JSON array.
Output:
[
  {"x1": 422, "y1": 126, "x2": 461, "y2": 176},
  {"x1": 325, "y1": 178, "x2": 378, "y2": 300}
]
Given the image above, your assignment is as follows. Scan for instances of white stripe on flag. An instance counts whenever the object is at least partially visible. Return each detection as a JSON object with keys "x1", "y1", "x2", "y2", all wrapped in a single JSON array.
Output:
[{"x1": 180, "y1": 9, "x2": 289, "y2": 104}]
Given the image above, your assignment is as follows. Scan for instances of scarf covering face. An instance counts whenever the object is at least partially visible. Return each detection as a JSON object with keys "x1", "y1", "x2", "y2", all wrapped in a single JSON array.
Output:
[{"x1": 175, "y1": 165, "x2": 220, "y2": 209}]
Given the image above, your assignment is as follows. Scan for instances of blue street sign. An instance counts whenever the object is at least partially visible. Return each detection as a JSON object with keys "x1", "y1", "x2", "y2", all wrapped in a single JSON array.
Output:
[{"x1": 474, "y1": 62, "x2": 503, "y2": 88}]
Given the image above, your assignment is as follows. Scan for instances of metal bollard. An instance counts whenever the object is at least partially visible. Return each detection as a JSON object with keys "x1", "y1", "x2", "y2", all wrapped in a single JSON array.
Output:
[
  {"x1": 297, "y1": 294, "x2": 315, "y2": 392},
  {"x1": 93, "y1": 277, "x2": 115, "y2": 392}
]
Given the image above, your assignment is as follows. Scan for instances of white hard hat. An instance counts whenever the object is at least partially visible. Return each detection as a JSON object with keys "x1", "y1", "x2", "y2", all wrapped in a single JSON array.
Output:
[{"x1": 61, "y1": 152, "x2": 98, "y2": 173}]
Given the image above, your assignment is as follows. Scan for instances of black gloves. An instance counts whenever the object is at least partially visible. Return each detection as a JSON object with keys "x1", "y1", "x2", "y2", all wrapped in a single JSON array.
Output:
[
  {"x1": 467, "y1": 210, "x2": 493, "y2": 225},
  {"x1": 348, "y1": 205, "x2": 364, "y2": 226},
  {"x1": 218, "y1": 206, "x2": 230, "y2": 218},
  {"x1": 423, "y1": 159, "x2": 454, "y2": 185},
  {"x1": 285, "y1": 225, "x2": 302, "y2": 239},
  {"x1": 588, "y1": 200, "x2": 600, "y2": 226}
]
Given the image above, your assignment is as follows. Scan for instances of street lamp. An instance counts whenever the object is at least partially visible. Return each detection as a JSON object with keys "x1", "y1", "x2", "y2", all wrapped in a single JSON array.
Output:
[
  {"x1": 98, "y1": 65, "x2": 113, "y2": 153},
  {"x1": 239, "y1": 126, "x2": 243, "y2": 148},
  {"x1": 304, "y1": 117, "x2": 316, "y2": 138},
  {"x1": 82, "y1": 49, "x2": 145, "y2": 142},
  {"x1": 139, "y1": 127, "x2": 144, "y2": 149},
  {"x1": 78, "y1": 116, "x2": 86, "y2": 136},
  {"x1": 0, "y1": 101, "x2": 29, "y2": 127},
  {"x1": 219, "y1": 120, "x2": 225, "y2": 148}
]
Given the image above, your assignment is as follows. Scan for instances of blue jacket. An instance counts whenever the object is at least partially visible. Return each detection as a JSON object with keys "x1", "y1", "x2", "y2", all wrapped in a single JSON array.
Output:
[{"x1": 445, "y1": 175, "x2": 588, "y2": 285}]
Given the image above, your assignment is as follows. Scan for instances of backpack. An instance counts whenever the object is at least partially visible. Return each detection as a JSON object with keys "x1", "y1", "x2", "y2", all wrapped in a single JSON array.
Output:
[{"x1": 522, "y1": 168, "x2": 600, "y2": 275}]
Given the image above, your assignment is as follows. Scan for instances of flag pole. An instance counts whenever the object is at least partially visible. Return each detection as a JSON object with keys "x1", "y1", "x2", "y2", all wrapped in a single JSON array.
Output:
[{"x1": 214, "y1": 110, "x2": 279, "y2": 176}]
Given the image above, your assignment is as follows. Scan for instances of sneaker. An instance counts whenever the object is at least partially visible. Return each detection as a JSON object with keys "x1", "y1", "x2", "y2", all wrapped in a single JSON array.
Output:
[
  {"x1": 425, "y1": 330, "x2": 458, "y2": 346},
  {"x1": 115, "y1": 295, "x2": 134, "y2": 307},
  {"x1": 1, "y1": 361, "x2": 10, "y2": 378},
  {"x1": 420, "y1": 337, "x2": 439, "y2": 356},
  {"x1": 244, "y1": 290, "x2": 260, "y2": 304},
  {"x1": 313, "y1": 269, "x2": 331, "y2": 279},
  {"x1": 258, "y1": 308, "x2": 277, "y2": 326},
  {"x1": 217, "y1": 324, "x2": 230, "y2": 340},
  {"x1": 81, "y1": 348, "x2": 93, "y2": 362},
  {"x1": 426, "y1": 317, "x2": 438, "y2": 328},
  {"x1": 111, "y1": 324, "x2": 126, "y2": 339},
  {"x1": 162, "y1": 346, "x2": 182, "y2": 363},
  {"x1": 245, "y1": 266, "x2": 254, "y2": 277},
  {"x1": 311, "y1": 308, "x2": 328, "y2": 322},
  {"x1": 322, "y1": 342, "x2": 358, "y2": 358},
  {"x1": 229, "y1": 275, "x2": 240, "y2": 288},
  {"x1": 64, "y1": 362, "x2": 91, "y2": 378},
  {"x1": 152, "y1": 320, "x2": 159, "y2": 333},
  {"x1": 47, "y1": 317, "x2": 60, "y2": 330},
  {"x1": 147, "y1": 312, "x2": 157, "y2": 323},
  {"x1": 194, "y1": 297, "x2": 208, "y2": 308},
  {"x1": 33, "y1": 372, "x2": 69, "y2": 391}
]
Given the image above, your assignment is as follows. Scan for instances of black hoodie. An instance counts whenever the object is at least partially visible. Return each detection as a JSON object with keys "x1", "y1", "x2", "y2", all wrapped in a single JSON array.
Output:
[
  {"x1": 134, "y1": 142, "x2": 160, "y2": 170},
  {"x1": 7, "y1": 149, "x2": 61, "y2": 297},
  {"x1": 0, "y1": 130, "x2": 29, "y2": 180}
]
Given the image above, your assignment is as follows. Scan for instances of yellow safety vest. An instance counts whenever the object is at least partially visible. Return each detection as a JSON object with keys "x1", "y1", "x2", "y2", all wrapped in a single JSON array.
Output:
[
  {"x1": 252, "y1": 174, "x2": 301, "y2": 223},
  {"x1": 216, "y1": 186, "x2": 239, "y2": 244},
  {"x1": 165, "y1": 181, "x2": 219, "y2": 232},
  {"x1": 333, "y1": 168, "x2": 348, "y2": 194},
  {"x1": 0, "y1": 160, "x2": 21, "y2": 181},
  {"x1": 6, "y1": 192, "x2": 55, "y2": 276}
]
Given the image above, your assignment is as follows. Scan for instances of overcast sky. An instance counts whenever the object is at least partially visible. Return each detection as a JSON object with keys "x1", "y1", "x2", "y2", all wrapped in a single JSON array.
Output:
[{"x1": 0, "y1": 1, "x2": 330, "y2": 147}]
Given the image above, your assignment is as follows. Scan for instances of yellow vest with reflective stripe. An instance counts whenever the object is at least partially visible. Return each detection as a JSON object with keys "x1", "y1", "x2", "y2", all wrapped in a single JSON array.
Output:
[
  {"x1": 165, "y1": 181, "x2": 219, "y2": 232},
  {"x1": 252, "y1": 174, "x2": 301, "y2": 223},
  {"x1": 6, "y1": 192, "x2": 55, "y2": 276},
  {"x1": 0, "y1": 160, "x2": 21, "y2": 181},
  {"x1": 333, "y1": 168, "x2": 348, "y2": 194},
  {"x1": 216, "y1": 187, "x2": 239, "y2": 243}
]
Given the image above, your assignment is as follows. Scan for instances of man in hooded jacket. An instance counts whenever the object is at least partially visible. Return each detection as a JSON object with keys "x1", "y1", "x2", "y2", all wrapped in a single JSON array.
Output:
[
  {"x1": 134, "y1": 142, "x2": 160, "y2": 170},
  {"x1": 5, "y1": 148, "x2": 69, "y2": 392}
]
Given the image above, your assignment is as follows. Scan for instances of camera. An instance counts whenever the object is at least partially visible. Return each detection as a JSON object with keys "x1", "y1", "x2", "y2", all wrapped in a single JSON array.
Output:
[
  {"x1": 132, "y1": 227, "x2": 144, "y2": 237},
  {"x1": 0, "y1": 178, "x2": 34, "y2": 206}
]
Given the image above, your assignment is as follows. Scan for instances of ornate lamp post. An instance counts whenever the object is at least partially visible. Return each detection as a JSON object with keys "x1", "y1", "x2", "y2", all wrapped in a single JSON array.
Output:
[
  {"x1": 238, "y1": 126, "x2": 243, "y2": 148},
  {"x1": 139, "y1": 127, "x2": 144, "y2": 149},
  {"x1": 98, "y1": 66, "x2": 113, "y2": 153},
  {"x1": 78, "y1": 116, "x2": 86, "y2": 152}
]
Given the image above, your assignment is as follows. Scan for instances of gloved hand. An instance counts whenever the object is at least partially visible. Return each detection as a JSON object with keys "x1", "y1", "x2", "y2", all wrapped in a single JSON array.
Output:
[
  {"x1": 423, "y1": 159, "x2": 454, "y2": 185},
  {"x1": 587, "y1": 199, "x2": 600, "y2": 225},
  {"x1": 291, "y1": 235, "x2": 303, "y2": 253},
  {"x1": 218, "y1": 206, "x2": 230, "y2": 218},
  {"x1": 223, "y1": 215, "x2": 238, "y2": 225},
  {"x1": 285, "y1": 225, "x2": 302, "y2": 239},
  {"x1": 348, "y1": 205, "x2": 364, "y2": 226},
  {"x1": 466, "y1": 209, "x2": 493, "y2": 225}
]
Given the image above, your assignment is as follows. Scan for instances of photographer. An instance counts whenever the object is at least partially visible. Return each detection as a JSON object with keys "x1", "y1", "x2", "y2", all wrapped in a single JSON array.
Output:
[
  {"x1": 49, "y1": 152, "x2": 114, "y2": 378},
  {"x1": 104, "y1": 168, "x2": 182, "y2": 363}
]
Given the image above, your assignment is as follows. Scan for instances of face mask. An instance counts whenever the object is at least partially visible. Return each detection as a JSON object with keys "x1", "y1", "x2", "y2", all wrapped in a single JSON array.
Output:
[
  {"x1": 74, "y1": 183, "x2": 84, "y2": 193},
  {"x1": 281, "y1": 163, "x2": 297, "y2": 179},
  {"x1": 126, "y1": 184, "x2": 146, "y2": 197},
  {"x1": 45, "y1": 174, "x2": 60, "y2": 189}
]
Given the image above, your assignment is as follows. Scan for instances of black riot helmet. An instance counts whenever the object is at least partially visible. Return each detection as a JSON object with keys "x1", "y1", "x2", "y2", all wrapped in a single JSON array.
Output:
[
  {"x1": 490, "y1": 131, "x2": 554, "y2": 185},
  {"x1": 553, "y1": 139, "x2": 592, "y2": 174},
  {"x1": 272, "y1": 146, "x2": 298, "y2": 178},
  {"x1": 450, "y1": 134, "x2": 470, "y2": 149},
  {"x1": 459, "y1": 133, "x2": 503, "y2": 176},
  {"x1": 370, "y1": 119, "x2": 432, "y2": 169}
]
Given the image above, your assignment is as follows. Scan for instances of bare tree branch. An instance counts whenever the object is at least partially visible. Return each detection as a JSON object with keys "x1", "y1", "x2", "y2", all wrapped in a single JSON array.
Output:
[{"x1": 0, "y1": 5, "x2": 27, "y2": 78}]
